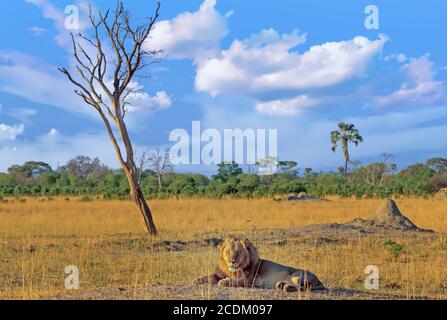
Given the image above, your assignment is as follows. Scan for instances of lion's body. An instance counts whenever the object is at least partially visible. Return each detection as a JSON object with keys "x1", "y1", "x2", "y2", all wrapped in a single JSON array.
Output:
[
  {"x1": 252, "y1": 259, "x2": 324, "y2": 290},
  {"x1": 195, "y1": 237, "x2": 325, "y2": 292}
]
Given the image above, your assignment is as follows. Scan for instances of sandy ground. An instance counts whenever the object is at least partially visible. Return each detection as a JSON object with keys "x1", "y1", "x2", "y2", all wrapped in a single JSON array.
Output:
[{"x1": 56, "y1": 284, "x2": 423, "y2": 300}]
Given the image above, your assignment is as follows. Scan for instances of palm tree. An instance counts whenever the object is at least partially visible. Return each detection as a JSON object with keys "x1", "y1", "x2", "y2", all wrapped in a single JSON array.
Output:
[{"x1": 330, "y1": 122, "x2": 363, "y2": 188}]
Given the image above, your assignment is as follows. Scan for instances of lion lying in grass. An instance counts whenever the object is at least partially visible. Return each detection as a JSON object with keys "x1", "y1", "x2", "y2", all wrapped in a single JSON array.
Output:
[{"x1": 195, "y1": 236, "x2": 325, "y2": 292}]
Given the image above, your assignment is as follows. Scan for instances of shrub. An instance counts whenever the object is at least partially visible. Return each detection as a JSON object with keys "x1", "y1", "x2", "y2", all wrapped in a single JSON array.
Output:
[
  {"x1": 384, "y1": 240, "x2": 405, "y2": 260},
  {"x1": 79, "y1": 195, "x2": 93, "y2": 202}
]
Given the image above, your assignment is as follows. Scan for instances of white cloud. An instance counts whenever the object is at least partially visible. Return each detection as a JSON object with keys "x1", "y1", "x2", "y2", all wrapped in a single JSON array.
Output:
[
  {"x1": 195, "y1": 31, "x2": 388, "y2": 96},
  {"x1": 6, "y1": 108, "x2": 38, "y2": 124},
  {"x1": 376, "y1": 55, "x2": 444, "y2": 107},
  {"x1": 28, "y1": 26, "x2": 48, "y2": 36},
  {"x1": 147, "y1": 0, "x2": 230, "y2": 60},
  {"x1": 0, "y1": 51, "x2": 94, "y2": 116},
  {"x1": 48, "y1": 128, "x2": 59, "y2": 136},
  {"x1": 384, "y1": 53, "x2": 407, "y2": 63},
  {"x1": 0, "y1": 123, "x2": 25, "y2": 141},
  {"x1": 256, "y1": 95, "x2": 319, "y2": 115},
  {"x1": 126, "y1": 89, "x2": 173, "y2": 116}
]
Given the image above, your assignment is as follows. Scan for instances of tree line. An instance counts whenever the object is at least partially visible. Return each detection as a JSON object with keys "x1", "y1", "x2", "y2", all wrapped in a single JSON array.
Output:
[{"x1": 1, "y1": 154, "x2": 446, "y2": 199}]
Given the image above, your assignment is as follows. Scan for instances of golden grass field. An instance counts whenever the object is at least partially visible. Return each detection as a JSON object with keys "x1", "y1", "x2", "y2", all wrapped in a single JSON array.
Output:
[{"x1": 0, "y1": 196, "x2": 446, "y2": 299}]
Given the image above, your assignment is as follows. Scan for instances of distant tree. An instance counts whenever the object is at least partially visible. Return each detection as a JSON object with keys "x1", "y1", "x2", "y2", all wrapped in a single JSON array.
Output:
[
  {"x1": 399, "y1": 163, "x2": 432, "y2": 177},
  {"x1": 170, "y1": 175, "x2": 197, "y2": 196},
  {"x1": 278, "y1": 160, "x2": 298, "y2": 176},
  {"x1": 330, "y1": 122, "x2": 363, "y2": 188},
  {"x1": 256, "y1": 156, "x2": 278, "y2": 177},
  {"x1": 0, "y1": 173, "x2": 14, "y2": 187},
  {"x1": 426, "y1": 157, "x2": 447, "y2": 174},
  {"x1": 134, "y1": 150, "x2": 154, "y2": 185},
  {"x1": 38, "y1": 171, "x2": 59, "y2": 185},
  {"x1": 238, "y1": 174, "x2": 261, "y2": 193},
  {"x1": 356, "y1": 154, "x2": 396, "y2": 186},
  {"x1": 190, "y1": 174, "x2": 209, "y2": 187},
  {"x1": 58, "y1": 1, "x2": 161, "y2": 234},
  {"x1": 213, "y1": 161, "x2": 243, "y2": 182},
  {"x1": 395, "y1": 163, "x2": 434, "y2": 196},
  {"x1": 65, "y1": 156, "x2": 104, "y2": 180},
  {"x1": 303, "y1": 168, "x2": 313, "y2": 176},
  {"x1": 337, "y1": 166, "x2": 346, "y2": 177},
  {"x1": 148, "y1": 147, "x2": 173, "y2": 189},
  {"x1": 360, "y1": 163, "x2": 383, "y2": 185},
  {"x1": 349, "y1": 160, "x2": 362, "y2": 171},
  {"x1": 8, "y1": 162, "x2": 52, "y2": 186},
  {"x1": 348, "y1": 160, "x2": 362, "y2": 182},
  {"x1": 380, "y1": 153, "x2": 396, "y2": 171}
]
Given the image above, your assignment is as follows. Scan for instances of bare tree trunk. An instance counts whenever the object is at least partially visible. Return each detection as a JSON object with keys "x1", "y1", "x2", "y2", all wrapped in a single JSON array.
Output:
[
  {"x1": 118, "y1": 117, "x2": 158, "y2": 235},
  {"x1": 344, "y1": 157, "x2": 348, "y2": 195},
  {"x1": 343, "y1": 140, "x2": 349, "y2": 194},
  {"x1": 157, "y1": 174, "x2": 162, "y2": 190},
  {"x1": 124, "y1": 167, "x2": 157, "y2": 235},
  {"x1": 344, "y1": 159, "x2": 348, "y2": 183},
  {"x1": 102, "y1": 117, "x2": 157, "y2": 235}
]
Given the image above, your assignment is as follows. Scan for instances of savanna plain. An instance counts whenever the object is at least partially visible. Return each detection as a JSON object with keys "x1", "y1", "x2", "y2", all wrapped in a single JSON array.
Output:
[{"x1": 0, "y1": 197, "x2": 446, "y2": 300}]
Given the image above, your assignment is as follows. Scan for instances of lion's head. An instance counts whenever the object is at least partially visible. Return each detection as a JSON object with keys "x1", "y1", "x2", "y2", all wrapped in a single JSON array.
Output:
[{"x1": 218, "y1": 236, "x2": 260, "y2": 277}]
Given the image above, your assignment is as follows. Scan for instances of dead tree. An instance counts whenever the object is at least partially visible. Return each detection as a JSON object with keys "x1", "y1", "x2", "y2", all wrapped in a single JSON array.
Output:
[
  {"x1": 148, "y1": 147, "x2": 172, "y2": 189},
  {"x1": 134, "y1": 149, "x2": 150, "y2": 185},
  {"x1": 58, "y1": 1, "x2": 161, "y2": 235}
]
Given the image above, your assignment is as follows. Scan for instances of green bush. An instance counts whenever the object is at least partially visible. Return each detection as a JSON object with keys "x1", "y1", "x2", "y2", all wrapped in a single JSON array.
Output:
[{"x1": 384, "y1": 240, "x2": 405, "y2": 260}]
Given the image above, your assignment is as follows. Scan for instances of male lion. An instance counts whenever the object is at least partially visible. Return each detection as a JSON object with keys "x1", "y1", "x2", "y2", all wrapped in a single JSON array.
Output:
[{"x1": 195, "y1": 236, "x2": 325, "y2": 292}]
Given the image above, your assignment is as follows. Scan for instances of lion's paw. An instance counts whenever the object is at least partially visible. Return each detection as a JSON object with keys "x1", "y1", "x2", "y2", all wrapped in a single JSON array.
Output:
[
  {"x1": 283, "y1": 284, "x2": 298, "y2": 292},
  {"x1": 275, "y1": 281, "x2": 286, "y2": 290}
]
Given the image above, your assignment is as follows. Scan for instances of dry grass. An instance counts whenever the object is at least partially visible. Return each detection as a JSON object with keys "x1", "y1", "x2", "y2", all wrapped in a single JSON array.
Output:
[{"x1": 0, "y1": 197, "x2": 446, "y2": 299}]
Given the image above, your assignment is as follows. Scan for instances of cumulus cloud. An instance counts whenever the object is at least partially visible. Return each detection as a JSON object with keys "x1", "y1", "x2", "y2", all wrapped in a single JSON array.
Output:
[
  {"x1": 0, "y1": 123, "x2": 25, "y2": 141},
  {"x1": 147, "y1": 0, "x2": 230, "y2": 60},
  {"x1": 125, "y1": 88, "x2": 173, "y2": 116},
  {"x1": 375, "y1": 55, "x2": 444, "y2": 107},
  {"x1": 255, "y1": 95, "x2": 319, "y2": 115},
  {"x1": 195, "y1": 31, "x2": 388, "y2": 97}
]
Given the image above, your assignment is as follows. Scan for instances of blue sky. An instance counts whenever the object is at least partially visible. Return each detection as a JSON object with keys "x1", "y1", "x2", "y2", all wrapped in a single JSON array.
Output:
[{"x1": 0, "y1": 0, "x2": 446, "y2": 173}]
